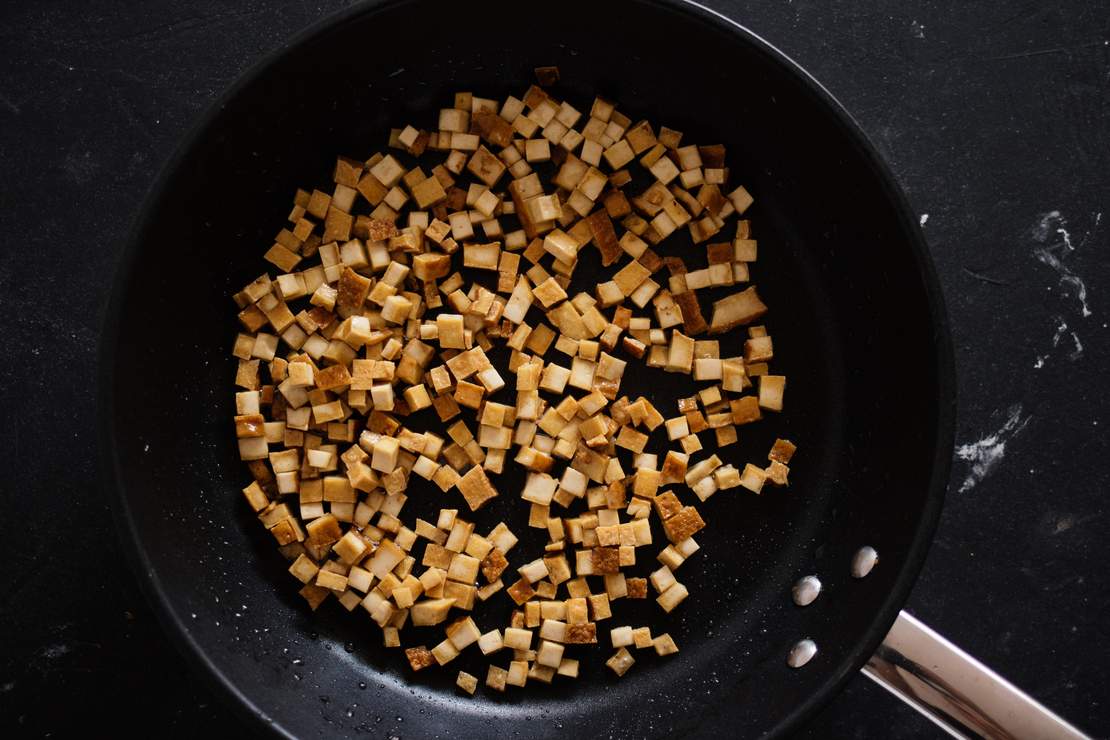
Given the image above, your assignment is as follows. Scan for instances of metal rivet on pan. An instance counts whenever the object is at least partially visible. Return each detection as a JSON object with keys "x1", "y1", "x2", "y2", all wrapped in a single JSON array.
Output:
[
  {"x1": 787, "y1": 639, "x2": 817, "y2": 668},
  {"x1": 851, "y1": 546, "x2": 879, "y2": 579},
  {"x1": 792, "y1": 575, "x2": 822, "y2": 606}
]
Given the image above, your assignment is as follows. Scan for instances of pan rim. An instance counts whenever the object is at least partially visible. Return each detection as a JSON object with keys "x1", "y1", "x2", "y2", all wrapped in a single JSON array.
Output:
[{"x1": 97, "y1": 0, "x2": 956, "y2": 737}]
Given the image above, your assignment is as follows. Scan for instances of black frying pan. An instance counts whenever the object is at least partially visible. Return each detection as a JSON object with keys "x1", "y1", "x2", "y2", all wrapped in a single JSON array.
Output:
[{"x1": 100, "y1": 0, "x2": 954, "y2": 736}]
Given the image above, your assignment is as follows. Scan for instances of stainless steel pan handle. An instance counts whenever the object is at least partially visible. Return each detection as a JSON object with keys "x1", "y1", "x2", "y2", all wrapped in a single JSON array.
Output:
[{"x1": 864, "y1": 611, "x2": 1089, "y2": 739}]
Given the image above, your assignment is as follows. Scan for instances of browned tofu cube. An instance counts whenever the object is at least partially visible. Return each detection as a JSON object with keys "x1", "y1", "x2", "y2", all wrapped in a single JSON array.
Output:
[
  {"x1": 744, "y1": 335, "x2": 774, "y2": 363},
  {"x1": 467, "y1": 145, "x2": 507, "y2": 187},
  {"x1": 662, "y1": 506, "x2": 705, "y2": 544},
  {"x1": 591, "y1": 547, "x2": 620, "y2": 575},
  {"x1": 411, "y1": 175, "x2": 447, "y2": 209},
  {"x1": 709, "y1": 286, "x2": 768, "y2": 334},
  {"x1": 606, "y1": 647, "x2": 635, "y2": 677},
  {"x1": 405, "y1": 646, "x2": 436, "y2": 671},
  {"x1": 365, "y1": 218, "x2": 398, "y2": 241},
  {"x1": 235, "y1": 413, "x2": 266, "y2": 438},
  {"x1": 336, "y1": 267, "x2": 371, "y2": 316},
  {"x1": 706, "y1": 242, "x2": 734, "y2": 265},
  {"x1": 564, "y1": 623, "x2": 597, "y2": 644},
  {"x1": 769, "y1": 438, "x2": 797, "y2": 464},
  {"x1": 739, "y1": 463, "x2": 767, "y2": 494},
  {"x1": 660, "y1": 451, "x2": 688, "y2": 484},
  {"x1": 653, "y1": 491, "x2": 683, "y2": 520},
  {"x1": 486, "y1": 664, "x2": 509, "y2": 692},
  {"x1": 456, "y1": 670, "x2": 479, "y2": 695},
  {"x1": 298, "y1": 583, "x2": 330, "y2": 610},
  {"x1": 765, "y1": 460, "x2": 790, "y2": 486},
  {"x1": 730, "y1": 395, "x2": 762, "y2": 425},
  {"x1": 314, "y1": 364, "x2": 351, "y2": 391},
  {"x1": 473, "y1": 110, "x2": 514, "y2": 148},
  {"x1": 585, "y1": 210, "x2": 622, "y2": 267},
  {"x1": 674, "y1": 290, "x2": 708, "y2": 336},
  {"x1": 506, "y1": 577, "x2": 536, "y2": 605},
  {"x1": 480, "y1": 548, "x2": 509, "y2": 583},
  {"x1": 456, "y1": 465, "x2": 499, "y2": 511},
  {"x1": 758, "y1": 375, "x2": 786, "y2": 411}
]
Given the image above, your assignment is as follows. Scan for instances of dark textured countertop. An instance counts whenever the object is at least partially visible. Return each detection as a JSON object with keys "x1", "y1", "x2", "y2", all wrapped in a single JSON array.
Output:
[{"x1": 1, "y1": 1, "x2": 1107, "y2": 737}]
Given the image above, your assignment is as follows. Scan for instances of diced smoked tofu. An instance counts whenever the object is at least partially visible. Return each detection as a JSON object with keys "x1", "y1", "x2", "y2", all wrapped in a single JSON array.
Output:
[{"x1": 457, "y1": 465, "x2": 499, "y2": 511}]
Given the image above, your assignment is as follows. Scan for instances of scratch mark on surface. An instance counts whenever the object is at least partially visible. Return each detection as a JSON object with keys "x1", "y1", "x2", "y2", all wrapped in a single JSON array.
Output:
[
  {"x1": 1032, "y1": 211, "x2": 1092, "y2": 317},
  {"x1": 65, "y1": 8, "x2": 271, "y2": 52},
  {"x1": 955, "y1": 404, "x2": 1031, "y2": 492},
  {"x1": 44, "y1": 58, "x2": 75, "y2": 72},
  {"x1": 986, "y1": 40, "x2": 1106, "y2": 61},
  {"x1": 963, "y1": 268, "x2": 1009, "y2": 285},
  {"x1": 389, "y1": 67, "x2": 406, "y2": 77}
]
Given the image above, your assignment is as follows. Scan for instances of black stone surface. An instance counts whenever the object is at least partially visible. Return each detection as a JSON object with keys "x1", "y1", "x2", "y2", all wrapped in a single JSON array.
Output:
[{"x1": 0, "y1": 1, "x2": 1106, "y2": 737}]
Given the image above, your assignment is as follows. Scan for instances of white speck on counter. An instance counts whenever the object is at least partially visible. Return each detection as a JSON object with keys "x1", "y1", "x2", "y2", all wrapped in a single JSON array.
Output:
[
  {"x1": 955, "y1": 404, "x2": 1031, "y2": 492},
  {"x1": 919, "y1": 213, "x2": 929, "y2": 226},
  {"x1": 910, "y1": 20, "x2": 926, "y2": 38}
]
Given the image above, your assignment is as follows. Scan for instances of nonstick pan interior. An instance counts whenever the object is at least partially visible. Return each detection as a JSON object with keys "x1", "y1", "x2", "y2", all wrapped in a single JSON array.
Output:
[{"x1": 101, "y1": 0, "x2": 954, "y2": 737}]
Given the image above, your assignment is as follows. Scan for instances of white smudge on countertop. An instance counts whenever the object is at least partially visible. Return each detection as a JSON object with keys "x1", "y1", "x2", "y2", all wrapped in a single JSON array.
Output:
[
  {"x1": 1032, "y1": 210, "x2": 1093, "y2": 317},
  {"x1": 40, "y1": 643, "x2": 70, "y2": 660},
  {"x1": 1052, "y1": 512, "x2": 1102, "y2": 535},
  {"x1": 955, "y1": 404, "x2": 1031, "y2": 492},
  {"x1": 1033, "y1": 316, "x2": 1084, "y2": 368},
  {"x1": 1068, "y1": 332, "x2": 1083, "y2": 360}
]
